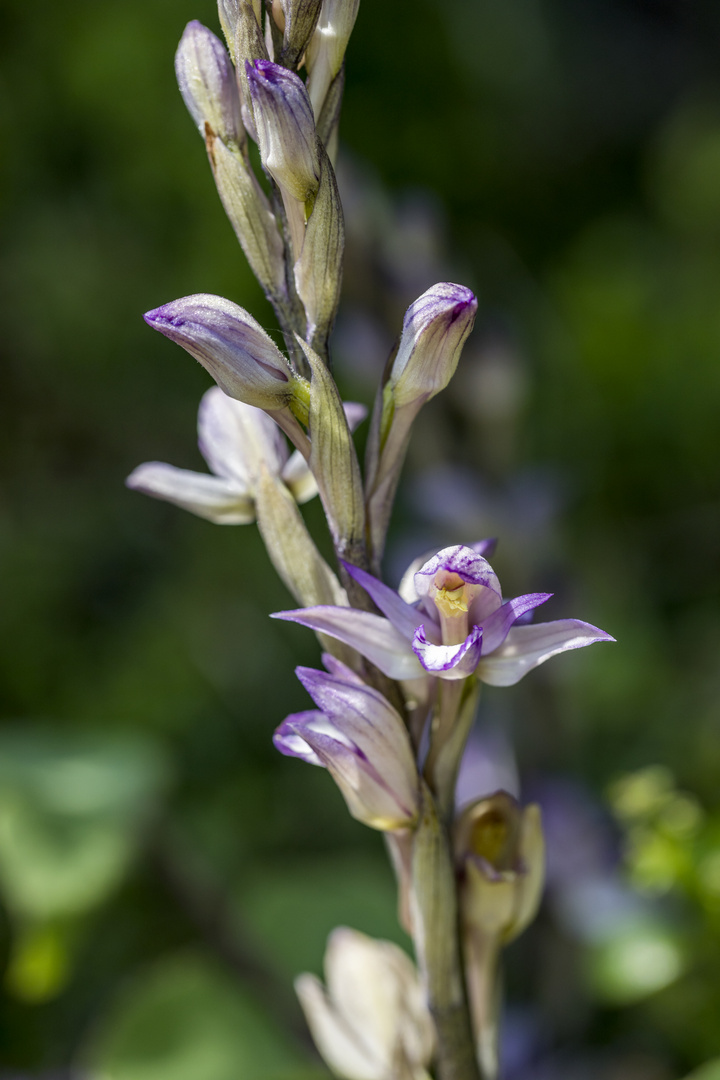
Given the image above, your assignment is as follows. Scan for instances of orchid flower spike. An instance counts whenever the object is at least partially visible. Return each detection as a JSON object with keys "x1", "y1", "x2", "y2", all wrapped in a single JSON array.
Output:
[
  {"x1": 273, "y1": 661, "x2": 420, "y2": 831},
  {"x1": 273, "y1": 541, "x2": 614, "y2": 685},
  {"x1": 126, "y1": 387, "x2": 315, "y2": 524},
  {"x1": 296, "y1": 927, "x2": 435, "y2": 1080}
]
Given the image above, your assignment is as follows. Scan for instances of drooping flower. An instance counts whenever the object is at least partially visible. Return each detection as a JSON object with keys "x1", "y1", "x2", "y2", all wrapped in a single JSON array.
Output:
[
  {"x1": 126, "y1": 387, "x2": 315, "y2": 524},
  {"x1": 295, "y1": 927, "x2": 435, "y2": 1080},
  {"x1": 273, "y1": 659, "x2": 420, "y2": 831},
  {"x1": 126, "y1": 387, "x2": 365, "y2": 525},
  {"x1": 272, "y1": 542, "x2": 614, "y2": 686}
]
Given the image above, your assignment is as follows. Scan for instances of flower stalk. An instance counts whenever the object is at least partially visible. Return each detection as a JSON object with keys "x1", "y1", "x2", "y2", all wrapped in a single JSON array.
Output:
[{"x1": 127, "y1": 3, "x2": 614, "y2": 1078}]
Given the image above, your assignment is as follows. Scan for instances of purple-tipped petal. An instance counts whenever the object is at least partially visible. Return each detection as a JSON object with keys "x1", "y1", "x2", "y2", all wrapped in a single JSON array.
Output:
[
  {"x1": 414, "y1": 545, "x2": 502, "y2": 600},
  {"x1": 412, "y1": 624, "x2": 484, "y2": 680},
  {"x1": 144, "y1": 294, "x2": 296, "y2": 410},
  {"x1": 341, "y1": 562, "x2": 426, "y2": 642},
  {"x1": 286, "y1": 668, "x2": 420, "y2": 829},
  {"x1": 246, "y1": 59, "x2": 319, "y2": 203},
  {"x1": 272, "y1": 606, "x2": 424, "y2": 680},
  {"x1": 390, "y1": 283, "x2": 477, "y2": 408},
  {"x1": 480, "y1": 593, "x2": 552, "y2": 655},
  {"x1": 274, "y1": 711, "x2": 325, "y2": 765},
  {"x1": 197, "y1": 386, "x2": 287, "y2": 484},
  {"x1": 126, "y1": 462, "x2": 255, "y2": 524},
  {"x1": 477, "y1": 620, "x2": 615, "y2": 687}
]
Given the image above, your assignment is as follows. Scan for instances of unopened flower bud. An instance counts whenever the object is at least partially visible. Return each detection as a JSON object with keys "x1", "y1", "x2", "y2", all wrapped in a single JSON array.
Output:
[
  {"x1": 246, "y1": 59, "x2": 320, "y2": 205},
  {"x1": 144, "y1": 294, "x2": 306, "y2": 414},
  {"x1": 455, "y1": 791, "x2": 544, "y2": 944},
  {"x1": 295, "y1": 928, "x2": 434, "y2": 1080},
  {"x1": 389, "y1": 283, "x2": 477, "y2": 410},
  {"x1": 306, "y1": 0, "x2": 360, "y2": 117},
  {"x1": 175, "y1": 21, "x2": 243, "y2": 148},
  {"x1": 274, "y1": 666, "x2": 420, "y2": 831},
  {"x1": 365, "y1": 283, "x2": 477, "y2": 563},
  {"x1": 276, "y1": 0, "x2": 323, "y2": 69}
]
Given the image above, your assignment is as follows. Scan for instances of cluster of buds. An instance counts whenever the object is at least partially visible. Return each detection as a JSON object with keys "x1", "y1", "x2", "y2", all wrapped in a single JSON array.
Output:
[{"x1": 128, "y1": 3, "x2": 615, "y2": 1078}]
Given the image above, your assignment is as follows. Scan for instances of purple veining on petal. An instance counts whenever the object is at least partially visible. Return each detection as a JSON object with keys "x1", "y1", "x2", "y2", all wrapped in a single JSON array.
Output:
[
  {"x1": 412, "y1": 624, "x2": 484, "y2": 679},
  {"x1": 341, "y1": 561, "x2": 426, "y2": 642},
  {"x1": 414, "y1": 544, "x2": 502, "y2": 599},
  {"x1": 143, "y1": 296, "x2": 290, "y2": 383},
  {"x1": 273, "y1": 711, "x2": 325, "y2": 765},
  {"x1": 296, "y1": 666, "x2": 391, "y2": 728},
  {"x1": 271, "y1": 607, "x2": 424, "y2": 680},
  {"x1": 480, "y1": 593, "x2": 553, "y2": 656}
]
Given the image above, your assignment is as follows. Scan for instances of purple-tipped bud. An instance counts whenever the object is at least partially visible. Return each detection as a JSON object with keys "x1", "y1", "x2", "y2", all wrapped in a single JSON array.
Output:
[
  {"x1": 246, "y1": 59, "x2": 320, "y2": 204},
  {"x1": 274, "y1": 667, "x2": 420, "y2": 831},
  {"x1": 144, "y1": 294, "x2": 301, "y2": 411},
  {"x1": 390, "y1": 282, "x2": 478, "y2": 408},
  {"x1": 175, "y1": 21, "x2": 243, "y2": 147}
]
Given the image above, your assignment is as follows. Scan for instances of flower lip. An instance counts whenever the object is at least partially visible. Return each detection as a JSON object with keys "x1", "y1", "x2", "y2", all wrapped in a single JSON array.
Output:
[{"x1": 414, "y1": 545, "x2": 502, "y2": 603}]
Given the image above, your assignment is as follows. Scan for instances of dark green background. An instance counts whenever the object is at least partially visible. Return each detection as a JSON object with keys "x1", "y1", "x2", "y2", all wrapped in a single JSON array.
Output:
[{"x1": 1, "y1": 0, "x2": 720, "y2": 1076}]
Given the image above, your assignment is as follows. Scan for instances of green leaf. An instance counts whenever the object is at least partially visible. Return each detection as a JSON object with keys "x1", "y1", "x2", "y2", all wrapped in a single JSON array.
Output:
[
  {"x1": 0, "y1": 727, "x2": 170, "y2": 918},
  {"x1": 80, "y1": 952, "x2": 308, "y2": 1080},
  {"x1": 237, "y1": 851, "x2": 407, "y2": 981}
]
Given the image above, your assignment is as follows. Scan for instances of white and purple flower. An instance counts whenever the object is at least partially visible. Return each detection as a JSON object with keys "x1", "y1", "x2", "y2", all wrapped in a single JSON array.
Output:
[
  {"x1": 273, "y1": 542, "x2": 614, "y2": 686},
  {"x1": 274, "y1": 658, "x2": 420, "y2": 831}
]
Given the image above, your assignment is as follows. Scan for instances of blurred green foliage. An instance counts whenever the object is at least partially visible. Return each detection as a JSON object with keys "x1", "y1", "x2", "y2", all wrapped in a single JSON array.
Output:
[{"x1": 1, "y1": 0, "x2": 720, "y2": 1075}]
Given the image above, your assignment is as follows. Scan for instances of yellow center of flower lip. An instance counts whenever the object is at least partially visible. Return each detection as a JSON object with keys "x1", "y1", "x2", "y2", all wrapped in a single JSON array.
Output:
[
  {"x1": 470, "y1": 811, "x2": 513, "y2": 869},
  {"x1": 434, "y1": 585, "x2": 468, "y2": 617}
]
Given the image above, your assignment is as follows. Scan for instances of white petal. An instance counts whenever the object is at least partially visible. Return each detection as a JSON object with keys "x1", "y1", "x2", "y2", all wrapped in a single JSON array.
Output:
[
  {"x1": 198, "y1": 386, "x2": 287, "y2": 484},
  {"x1": 273, "y1": 607, "x2": 425, "y2": 680},
  {"x1": 477, "y1": 619, "x2": 614, "y2": 687},
  {"x1": 325, "y1": 930, "x2": 433, "y2": 1074},
  {"x1": 295, "y1": 973, "x2": 383, "y2": 1080},
  {"x1": 126, "y1": 462, "x2": 255, "y2": 524}
]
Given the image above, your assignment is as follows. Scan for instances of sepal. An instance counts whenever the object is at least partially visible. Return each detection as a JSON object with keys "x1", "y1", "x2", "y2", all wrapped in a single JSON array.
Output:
[{"x1": 298, "y1": 337, "x2": 365, "y2": 558}]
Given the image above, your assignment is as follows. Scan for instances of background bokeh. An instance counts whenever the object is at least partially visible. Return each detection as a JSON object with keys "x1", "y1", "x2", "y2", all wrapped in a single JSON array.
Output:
[{"x1": 2, "y1": 0, "x2": 720, "y2": 1076}]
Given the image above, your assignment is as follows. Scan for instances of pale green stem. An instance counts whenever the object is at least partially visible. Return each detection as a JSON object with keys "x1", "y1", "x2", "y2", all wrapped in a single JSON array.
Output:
[{"x1": 411, "y1": 785, "x2": 481, "y2": 1080}]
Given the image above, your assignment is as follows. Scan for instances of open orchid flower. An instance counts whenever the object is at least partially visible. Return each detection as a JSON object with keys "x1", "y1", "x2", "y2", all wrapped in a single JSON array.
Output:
[
  {"x1": 126, "y1": 387, "x2": 365, "y2": 525},
  {"x1": 273, "y1": 660, "x2": 420, "y2": 831},
  {"x1": 273, "y1": 542, "x2": 614, "y2": 686}
]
